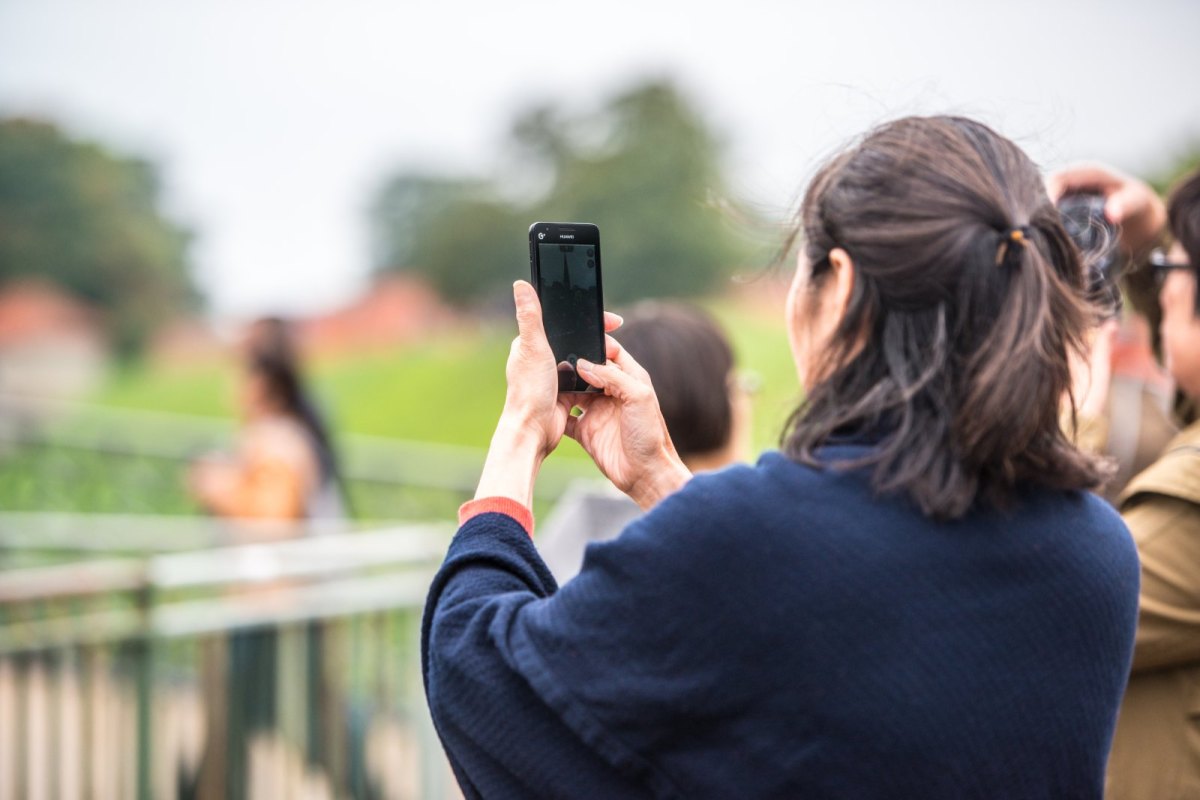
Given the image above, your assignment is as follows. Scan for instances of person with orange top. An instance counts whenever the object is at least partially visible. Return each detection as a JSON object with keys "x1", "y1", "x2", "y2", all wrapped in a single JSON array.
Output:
[{"x1": 189, "y1": 317, "x2": 344, "y2": 523}]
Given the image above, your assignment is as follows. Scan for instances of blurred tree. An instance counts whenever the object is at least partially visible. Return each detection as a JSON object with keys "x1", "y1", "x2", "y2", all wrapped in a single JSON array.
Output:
[
  {"x1": 0, "y1": 118, "x2": 194, "y2": 358},
  {"x1": 1148, "y1": 141, "x2": 1200, "y2": 196},
  {"x1": 369, "y1": 174, "x2": 526, "y2": 302},
  {"x1": 371, "y1": 79, "x2": 756, "y2": 305}
]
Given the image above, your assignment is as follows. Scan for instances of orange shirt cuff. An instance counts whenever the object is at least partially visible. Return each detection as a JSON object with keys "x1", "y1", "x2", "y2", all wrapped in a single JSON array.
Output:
[{"x1": 458, "y1": 497, "x2": 534, "y2": 538}]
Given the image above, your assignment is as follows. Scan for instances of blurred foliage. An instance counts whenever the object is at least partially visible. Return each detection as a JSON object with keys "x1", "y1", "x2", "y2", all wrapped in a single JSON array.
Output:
[
  {"x1": 0, "y1": 443, "x2": 198, "y2": 514},
  {"x1": 1147, "y1": 139, "x2": 1200, "y2": 196},
  {"x1": 370, "y1": 79, "x2": 759, "y2": 305},
  {"x1": 0, "y1": 117, "x2": 195, "y2": 358}
]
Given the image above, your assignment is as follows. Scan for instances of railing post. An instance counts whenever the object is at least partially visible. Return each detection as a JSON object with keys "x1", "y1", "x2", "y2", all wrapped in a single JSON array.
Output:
[
  {"x1": 79, "y1": 643, "x2": 96, "y2": 800},
  {"x1": 0, "y1": 523, "x2": 453, "y2": 799},
  {"x1": 13, "y1": 652, "x2": 29, "y2": 800},
  {"x1": 125, "y1": 583, "x2": 154, "y2": 800}
]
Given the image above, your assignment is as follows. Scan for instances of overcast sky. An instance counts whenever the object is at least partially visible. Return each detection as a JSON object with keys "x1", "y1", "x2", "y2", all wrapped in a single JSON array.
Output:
[{"x1": 2, "y1": 0, "x2": 1198, "y2": 318}]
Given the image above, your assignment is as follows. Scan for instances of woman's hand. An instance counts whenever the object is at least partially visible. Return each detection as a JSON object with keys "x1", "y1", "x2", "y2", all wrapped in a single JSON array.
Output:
[
  {"x1": 473, "y1": 281, "x2": 623, "y2": 507},
  {"x1": 1047, "y1": 163, "x2": 1167, "y2": 258},
  {"x1": 567, "y1": 336, "x2": 692, "y2": 510},
  {"x1": 499, "y1": 280, "x2": 572, "y2": 458},
  {"x1": 499, "y1": 281, "x2": 624, "y2": 456},
  {"x1": 188, "y1": 457, "x2": 232, "y2": 509}
]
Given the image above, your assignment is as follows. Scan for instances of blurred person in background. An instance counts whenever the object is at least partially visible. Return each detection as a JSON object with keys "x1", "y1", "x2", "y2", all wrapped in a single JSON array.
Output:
[
  {"x1": 1094, "y1": 314, "x2": 1178, "y2": 501},
  {"x1": 537, "y1": 301, "x2": 754, "y2": 583},
  {"x1": 186, "y1": 318, "x2": 345, "y2": 800},
  {"x1": 1056, "y1": 163, "x2": 1200, "y2": 800},
  {"x1": 1054, "y1": 169, "x2": 1180, "y2": 502},
  {"x1": 422, "y1": 116, "x2": 1139, "y2": 798},
  {"x1": 189, "y1": 317, "x2": 345, "y2": 523}
]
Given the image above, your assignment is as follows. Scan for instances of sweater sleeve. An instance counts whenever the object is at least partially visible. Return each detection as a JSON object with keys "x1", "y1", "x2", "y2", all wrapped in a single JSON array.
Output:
[
  {"x1": 420, "y1": 510, "x2": 657, "y2": 798},
  {"x1": 421, "y1": 469, "x2": 756, "y2": 799}
]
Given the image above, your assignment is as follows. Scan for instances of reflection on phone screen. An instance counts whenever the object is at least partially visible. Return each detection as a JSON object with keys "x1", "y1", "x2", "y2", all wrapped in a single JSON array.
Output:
[{"x1": 537, "y1": 242, "x2": 603, "y2": 391}]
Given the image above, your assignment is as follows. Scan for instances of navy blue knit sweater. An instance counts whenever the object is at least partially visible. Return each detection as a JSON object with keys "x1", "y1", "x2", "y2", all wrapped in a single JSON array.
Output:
[{"x1": 421, "y1": 447, "x2": 1139, "y2": 799}]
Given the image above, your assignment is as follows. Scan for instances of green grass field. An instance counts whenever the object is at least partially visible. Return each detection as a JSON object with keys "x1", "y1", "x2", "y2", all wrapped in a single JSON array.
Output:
[
  {"x1": 1, "y1": 293, "x2": 801, "y2": 524},
  {"x1": 94, "y1": 295, "x2": 802, "y2": 461}
]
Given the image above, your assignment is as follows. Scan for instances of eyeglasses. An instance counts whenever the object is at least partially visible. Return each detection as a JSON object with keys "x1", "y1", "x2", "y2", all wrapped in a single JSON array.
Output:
[
  {"x1": 1150, "y1": 248, "x2": 1194, "y2": 287},
  {"x1": 1150, "y1": 247, "x2": 1200, "y2": 315}
]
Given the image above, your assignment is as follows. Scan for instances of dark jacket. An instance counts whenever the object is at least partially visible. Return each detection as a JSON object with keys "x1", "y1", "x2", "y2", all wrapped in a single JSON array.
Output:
[{"x1": 422, "y1": 447, "x2": 1140, "y2": 799}]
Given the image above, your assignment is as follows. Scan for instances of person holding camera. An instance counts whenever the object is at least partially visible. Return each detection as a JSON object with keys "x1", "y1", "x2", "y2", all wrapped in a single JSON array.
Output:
[
  {"x1": 422, "y1": 117, "x2": 1139, "y2": 798},
  {"x1": 1053, "y1": 163, "x2": 1200, "y2": 800}
]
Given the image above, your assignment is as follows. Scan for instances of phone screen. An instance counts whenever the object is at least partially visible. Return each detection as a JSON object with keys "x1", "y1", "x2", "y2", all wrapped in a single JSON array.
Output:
[{"x1": 531, "y1": 227, "x2": 605, "y2": 392}]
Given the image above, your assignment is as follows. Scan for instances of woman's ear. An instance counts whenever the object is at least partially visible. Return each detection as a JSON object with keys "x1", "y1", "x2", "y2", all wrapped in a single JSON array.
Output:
[
  {"x1": 827, "y1": 247, "x2": 856, "y2": 323},
  {"x1": 830, "y1": 247, "x2": 859, "y2": 319}
]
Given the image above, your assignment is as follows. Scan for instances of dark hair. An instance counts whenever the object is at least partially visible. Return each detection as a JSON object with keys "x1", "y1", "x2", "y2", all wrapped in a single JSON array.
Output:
[
  {"x1": 780, "y1": 116, "x2": 1107, "y2": 520},
  {"x1": 614, "y1": 302, "x2": 735, "y2": 459},
  {"x1": 1119, "y1": 168, "x2": 1200, "y2": 363},
  {"x1": 1168, "y1": 167, "x2": 1200, "y2": 302},
  {"x1": 247, "y1": 318, "x2": 341, "y2": 485},
  {"x1": 1166, "y1": 168, "x2": 1200, "y2": 424}
]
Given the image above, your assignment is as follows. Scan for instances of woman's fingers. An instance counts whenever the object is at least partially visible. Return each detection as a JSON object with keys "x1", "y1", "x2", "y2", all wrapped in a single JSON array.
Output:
[
  {"x1": 558, "y1": 394, "x2": 579, "y2": 438},
  {"x1": 1045, "y1": 162, "x2": 1152, "y2": 226},
  {"x1": 576, "y1": 357, "x2": 651, "y2": 404},
  {"x1": 603, "y1": 311, "x2": 624, "y2": 333},
  {"x1": 563, "y1": 396, "x2": 606, "y2": 444},
  {"x1": 1046, "y1": 163, "x2": 1166, "y2": 255},
  {"x1": 570, "y1": 393, "x2": 598, "y2": 414},
  {"x1": 1105, "y1": 181, "x2": 1162, "y2": 226},
  {"x1": 603, "y1": 334, "x2": 653, "y2": 385},
  {"x1": 1046, "y1": 163, "x2": 1125, "y2": 202},
  {"x1": 512, "y1": 280, "x2": 545, "y2": 345}
]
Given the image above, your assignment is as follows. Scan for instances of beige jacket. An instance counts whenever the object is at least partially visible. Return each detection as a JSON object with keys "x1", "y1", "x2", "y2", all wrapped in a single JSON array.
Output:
[{"x1": 1106, "y1": 421, "x2": 1200, "y2": 800}]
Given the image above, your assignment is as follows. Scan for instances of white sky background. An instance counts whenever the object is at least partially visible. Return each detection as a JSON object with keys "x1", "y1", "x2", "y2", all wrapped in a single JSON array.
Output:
[{"x1": 1, "y1": 0, "x2": 1198, "y2": 319}]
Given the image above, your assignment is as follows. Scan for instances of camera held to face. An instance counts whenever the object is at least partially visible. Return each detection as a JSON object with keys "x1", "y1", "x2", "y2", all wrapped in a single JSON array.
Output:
[{"x1": 1057, "y1": 193, "x2": 1124, "y2": 319}]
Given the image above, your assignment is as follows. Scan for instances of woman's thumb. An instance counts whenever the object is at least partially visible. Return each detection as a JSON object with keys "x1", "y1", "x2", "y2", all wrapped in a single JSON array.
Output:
[{"x1": 513, "y1": 281, "x2": 544, "y2": 343}]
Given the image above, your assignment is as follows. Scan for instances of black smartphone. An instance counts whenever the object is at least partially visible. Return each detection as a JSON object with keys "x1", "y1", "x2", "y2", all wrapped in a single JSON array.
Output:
[{"x1": 529, "y1": 221, "x2": 606, "y2": 393}]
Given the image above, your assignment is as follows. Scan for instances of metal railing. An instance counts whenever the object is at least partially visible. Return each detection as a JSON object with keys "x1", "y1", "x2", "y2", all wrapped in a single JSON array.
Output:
[
  {"x1": 0, "y1": 520, "x2": 460, "y2": 800},
  {"x1": 0, "y1": 396, "x2": 603, "y2": 797}
]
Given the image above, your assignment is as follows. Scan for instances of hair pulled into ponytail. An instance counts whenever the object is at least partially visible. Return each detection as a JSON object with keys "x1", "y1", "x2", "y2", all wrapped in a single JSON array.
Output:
[{"x1": 782, "y1": 116, "x2": 1106, "y2": 520}]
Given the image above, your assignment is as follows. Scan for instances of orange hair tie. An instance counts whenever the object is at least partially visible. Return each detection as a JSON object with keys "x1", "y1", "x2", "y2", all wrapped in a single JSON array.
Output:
[{"x1": 996, "y1": 226, "x2": 1031, "y2": 266}]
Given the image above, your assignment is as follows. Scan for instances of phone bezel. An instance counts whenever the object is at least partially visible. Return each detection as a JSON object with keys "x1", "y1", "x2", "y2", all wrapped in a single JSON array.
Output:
[{"x1": 528, "y1": 221, "x2": 606, "y2": 393}]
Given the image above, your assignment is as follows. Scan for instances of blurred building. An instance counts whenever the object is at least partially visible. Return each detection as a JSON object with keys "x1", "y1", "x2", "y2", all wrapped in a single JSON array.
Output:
[
  {"x1": 0, "y1": 280, "x2": 106, "y2": 432},
  {"x1": 148, "y1": 317, "x2": 225, "y2": 366},
  {"x1": 300, "y1": 275, "x2": 457, "y2": 354}
]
